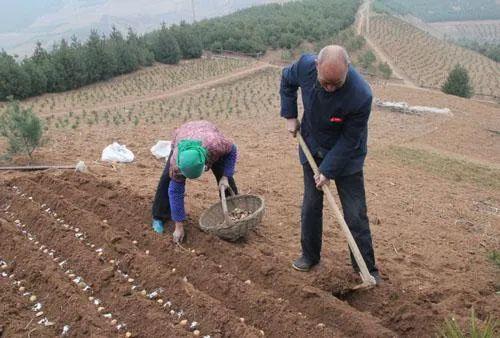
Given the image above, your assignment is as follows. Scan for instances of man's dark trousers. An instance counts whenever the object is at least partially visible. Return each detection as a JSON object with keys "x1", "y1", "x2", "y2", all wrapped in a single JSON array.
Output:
[{"x1": 301, "y1": 158, "x2": 377, "y2": 273}]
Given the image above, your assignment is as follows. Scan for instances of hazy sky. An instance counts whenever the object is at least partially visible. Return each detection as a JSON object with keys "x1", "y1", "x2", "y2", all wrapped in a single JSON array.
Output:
[
  {"x1": 0, "y1": 0, "x2": 63, "y2": 33},
  {"x1": 0, "y1": 0, "x2": 279, "y2": 56}
]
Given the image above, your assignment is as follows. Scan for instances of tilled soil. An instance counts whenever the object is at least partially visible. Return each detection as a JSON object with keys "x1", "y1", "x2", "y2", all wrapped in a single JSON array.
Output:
[
  {"x1": 0, "y1": 65, "x2": 499, "y2": 338},
  {"x1": 1, "y1": 173, "x2": 394, "y2": 337}
]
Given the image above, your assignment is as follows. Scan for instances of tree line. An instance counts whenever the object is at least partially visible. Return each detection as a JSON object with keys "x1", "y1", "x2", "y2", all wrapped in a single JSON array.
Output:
[{"x1": 1, "y1": 0, "x2": 359, "y2": 101}]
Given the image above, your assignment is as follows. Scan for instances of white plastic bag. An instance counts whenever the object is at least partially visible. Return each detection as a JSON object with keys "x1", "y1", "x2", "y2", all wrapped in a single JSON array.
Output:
[
  {"x1": 150, "y1": 140, "x2": 172, "y2": 160},
  {"x1": 101, "y1": 142, "x2": 135, "y2": 163}
]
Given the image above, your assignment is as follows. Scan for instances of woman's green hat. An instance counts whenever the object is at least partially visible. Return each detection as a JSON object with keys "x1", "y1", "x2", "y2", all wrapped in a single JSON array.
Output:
[{"x1": 177, "y1": 139, "x2": 208, "y2": 179}]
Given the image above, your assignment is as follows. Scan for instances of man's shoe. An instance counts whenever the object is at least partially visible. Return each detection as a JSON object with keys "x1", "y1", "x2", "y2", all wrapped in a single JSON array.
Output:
[
  {"x1": 152, "y1": 219, "x2": 164, "y2": 234},
  {"x1": 371, "y1": 271, "x2": 383, "y2": 285},
  {"x1": 292, "y1": 256, "x2": 317, "y2": 272}
]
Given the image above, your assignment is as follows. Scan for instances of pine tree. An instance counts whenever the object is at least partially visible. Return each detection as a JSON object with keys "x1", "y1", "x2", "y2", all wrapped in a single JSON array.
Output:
[
  {"x1": 0, "y1": 99, "x2": 43, "y2": 162},
  {"x1": 151, "y1": 23, "x2": 181, "y2": 64},
  {"x1": 0, "y1": 52, "x2": 31, "y2": 99},
  {"x1": 171, "y1": 21, "x2": 203, "y2": 59},
  {"x1": 442, "y1": 64, "x2": 473, "y2": 98}
]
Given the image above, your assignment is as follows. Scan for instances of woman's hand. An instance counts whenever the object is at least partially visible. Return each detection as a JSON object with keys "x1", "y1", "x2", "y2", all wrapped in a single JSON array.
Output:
[
  {"x1": 173, "y1": 222, "x2": 185, "y2": 243},
  {"x1": 219, "y1": 176, "x2": 229, "y2": 190}
]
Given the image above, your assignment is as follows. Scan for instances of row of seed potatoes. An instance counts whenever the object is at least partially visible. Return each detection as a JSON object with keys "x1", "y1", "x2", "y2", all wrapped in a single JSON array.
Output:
[{"x1": 4, "y1": 186, "x2": 212, "y2": 338}]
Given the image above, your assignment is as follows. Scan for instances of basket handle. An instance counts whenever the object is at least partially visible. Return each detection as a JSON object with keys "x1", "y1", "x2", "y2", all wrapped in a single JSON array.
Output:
[{"x1": 220, "y1": 185, "x2": 233, "y2": 226}]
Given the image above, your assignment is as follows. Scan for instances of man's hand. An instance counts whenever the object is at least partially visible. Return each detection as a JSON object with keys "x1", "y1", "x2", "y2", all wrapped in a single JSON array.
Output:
[
  {"x1": 218, "y1": 176, "x2": 229, "y2": 190},
  {"x1": 173, "y1": 222, "x2": 185, "y2": 244},
  {"x1": 314, "y1": 173, "x2": 330, "y2": 190},
  {"x1": 286, "y1": 118, "x2": 299, "y2": 137}
]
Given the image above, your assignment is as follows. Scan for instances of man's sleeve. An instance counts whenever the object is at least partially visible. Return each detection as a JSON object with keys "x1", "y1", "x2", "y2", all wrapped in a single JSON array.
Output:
[
  {"x1": 280, "y1": 57, "x2": 301, "y2": 119},
  {"x1": 319, "y1": 96, "x2": 372, "y2": 179}
]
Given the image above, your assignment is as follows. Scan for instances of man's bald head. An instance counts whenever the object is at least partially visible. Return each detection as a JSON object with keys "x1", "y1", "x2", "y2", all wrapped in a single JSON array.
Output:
[{"x1": 316, "y1": 45, "x2": 350, "y2": 92}]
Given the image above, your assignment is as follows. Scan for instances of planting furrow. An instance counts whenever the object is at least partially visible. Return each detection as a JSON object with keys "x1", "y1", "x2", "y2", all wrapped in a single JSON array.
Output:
[
  {"x1": 11, "y1": 176, "x2": 336, "y2": 336},
  {"x1": 1, "y1": 188, "x2": 198, "y2": 338},
  {"x1": 0, "y1": 221, "x2": 115, "y2": 337},
  {"x1": 26, "y1": 173, "x2": 395, "y2": 337},
  {"x1": 10, "y1": 174, "x2": 394, "y2": 337},
  {"x1": 4, "y1": 182, "x2": 263, "y2": 337},
  {"x1": 0, "y1": 263, "x2": 59, "y2": 337}
]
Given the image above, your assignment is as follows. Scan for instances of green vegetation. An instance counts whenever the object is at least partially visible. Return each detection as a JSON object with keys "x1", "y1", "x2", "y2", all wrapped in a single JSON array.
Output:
[
  {"x1": 489, "y1": 251, "x2": 500, "y2": 268},
  {"x1": 193, "y1": 0, "x2": 359, "y2": 53},
  {"x1": 378, "y1": 62, "x2": 392, "y2": 78},
  {"x1": 385, "y1": 146, "x2": 500, "y2": 189},
  {"x1": 358, "y1": 50, "x2": 376, "y2": 70},
  {"x1": 0, "y1": 0, "x2": 360, "y2": 101},
  {"x1": 442, "y1": 64, "x2": 473, "y2": 98},
  {"x1": 437, "y1": 309, "x2": 498, "y2": 338},
  {"x1": 0, "y1": 99, "x2": 43, "y2": 162},
  {"x1": 373, "y1": 0, "x2": 500, "y2": 22}
]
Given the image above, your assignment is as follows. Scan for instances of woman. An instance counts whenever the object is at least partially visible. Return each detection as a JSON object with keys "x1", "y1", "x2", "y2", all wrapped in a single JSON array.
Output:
[{"x1": 151, "y1": 120, "x2": 238, "y2": 243}]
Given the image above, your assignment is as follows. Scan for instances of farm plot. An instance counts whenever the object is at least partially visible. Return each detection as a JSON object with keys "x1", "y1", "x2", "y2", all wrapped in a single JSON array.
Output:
[
  {"x1": 429, "y1": 20, "x2": 500, "y2": 44},
  {"x1": 1, "y1": 50, "x2": 499, "y2": 337},
  {"x1": 38, "y1": 67, "x2": 281, "y2": 132},
  {"x1": 0, "y1": 172, "x2": 396, "y2": 338},
  {"x1": 7, "y1": 58, "x2": 254, "y2": 118},
  {"x1": 368, "y1": 15, "x2": 500, "y2": 98}
]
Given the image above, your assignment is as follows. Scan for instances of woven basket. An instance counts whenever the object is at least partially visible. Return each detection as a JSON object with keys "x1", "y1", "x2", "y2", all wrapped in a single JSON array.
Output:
[{"x1": 199, "y1": 194, "x2": 265, "y2": 241}]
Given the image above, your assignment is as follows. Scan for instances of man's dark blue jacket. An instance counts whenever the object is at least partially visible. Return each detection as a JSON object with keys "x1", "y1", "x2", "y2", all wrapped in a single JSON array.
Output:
[{"x1": 280, "y1": 53, "x2": 372, "y2": 179}]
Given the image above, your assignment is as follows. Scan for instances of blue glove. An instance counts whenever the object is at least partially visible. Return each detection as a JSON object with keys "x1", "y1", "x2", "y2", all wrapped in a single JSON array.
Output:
[{"x1": 152, "y1": 219, "x2": 164, "y2": 234}]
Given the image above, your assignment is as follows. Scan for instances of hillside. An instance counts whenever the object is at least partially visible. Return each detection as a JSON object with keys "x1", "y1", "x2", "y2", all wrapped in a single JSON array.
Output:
[
  {"x1": 373, "y1": 0, "x2": 500, "y2": 22},
  {"x1": 368, "y1": 14, "x2": 500, "y2": 98},
  {"x1": 429, "y1": 20, "x2": 500, "y2": 44},
  {"x1": 1, "y1": 54, "x2": 499, "y2": 337}
]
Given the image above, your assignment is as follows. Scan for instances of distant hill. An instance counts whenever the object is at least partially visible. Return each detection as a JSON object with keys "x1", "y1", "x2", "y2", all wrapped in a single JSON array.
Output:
[
  {"x1": 0, "y1": 0, "x2": 287, "y2": 57},
  {"x1": 373, "y1": 0, "x2": 500, "y2": 22}
]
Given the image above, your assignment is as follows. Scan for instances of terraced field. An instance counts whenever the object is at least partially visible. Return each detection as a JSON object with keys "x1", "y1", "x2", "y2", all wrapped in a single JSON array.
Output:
[
  {"x1": 368, "y1": 14, "x2": 500, "y2": 98},
  {"x1": 429, "y1": 20, "x2": 500, "y2": 44}
]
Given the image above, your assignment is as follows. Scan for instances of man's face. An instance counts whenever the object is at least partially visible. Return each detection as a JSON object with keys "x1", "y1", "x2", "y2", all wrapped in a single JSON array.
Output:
[{"x1": 316, "y1": 60, "x2": 347, "y2": 93}]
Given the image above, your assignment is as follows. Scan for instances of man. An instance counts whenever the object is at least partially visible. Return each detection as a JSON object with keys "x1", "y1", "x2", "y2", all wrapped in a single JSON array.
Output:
[
  {"x1": 151, "y1": 120, "x2": 238, "y2": 243},
  {"x1": 280, "y1": 45, "x2": 380, "y2": 283}
]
